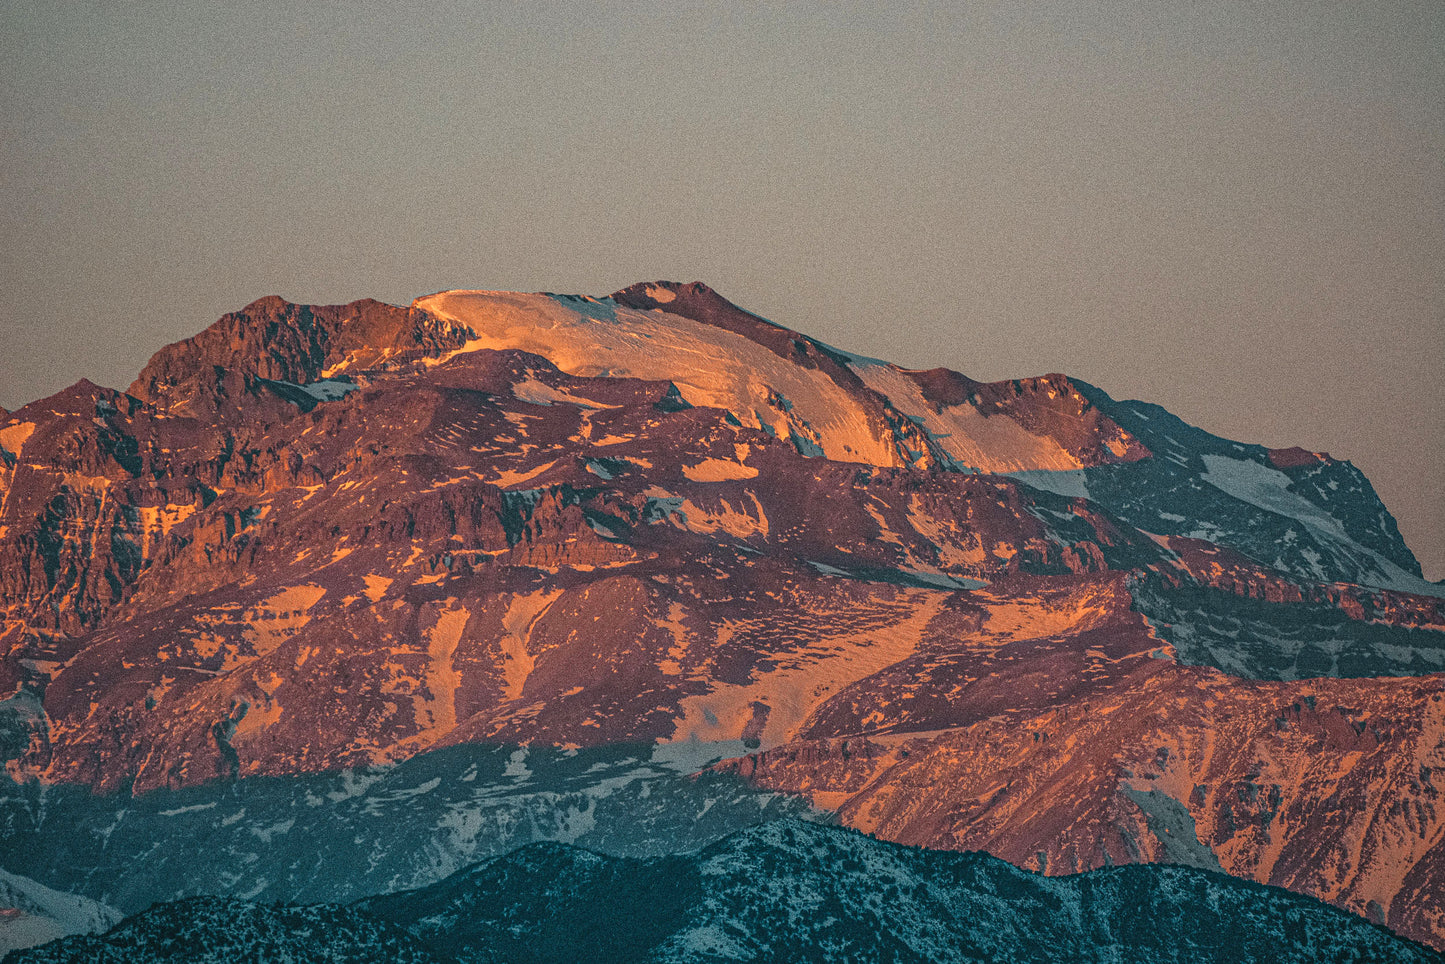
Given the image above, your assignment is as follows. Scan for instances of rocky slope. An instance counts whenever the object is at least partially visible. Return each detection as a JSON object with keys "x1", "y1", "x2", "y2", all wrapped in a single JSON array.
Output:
[
  {"x1": 12, "y1": 822, "x2": 1440, "y2": 963},
  {"x1": 720, "y1": 630, "x2": 1445, "y2": 942},
  {"x1": 1, "y1": 282, "x2": 1441, "y2": 949},
  {"x1": 0, "y1": 743, "x2": 806, "y2": 914}
]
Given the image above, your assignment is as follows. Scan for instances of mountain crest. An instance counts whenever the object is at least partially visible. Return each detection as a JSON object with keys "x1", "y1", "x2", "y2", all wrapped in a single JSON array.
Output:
[{"x1": 128, "y1": 297, "x2": 471, "y2": 418}]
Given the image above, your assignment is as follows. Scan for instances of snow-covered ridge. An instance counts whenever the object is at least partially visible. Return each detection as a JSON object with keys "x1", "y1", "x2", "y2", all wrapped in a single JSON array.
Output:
[
  {"x1": 1200, "y1": 453, "x2": 1441, "y2": 596},
  {"x1": 415, "y1": 289, "x2": 899, "y2": 466},
  {"x1": 412, "y1": 289, "x2": 1115, "y2": 474},
  {"x1": 857, "y1": 363, "x2": 1089, "y2": 472}
]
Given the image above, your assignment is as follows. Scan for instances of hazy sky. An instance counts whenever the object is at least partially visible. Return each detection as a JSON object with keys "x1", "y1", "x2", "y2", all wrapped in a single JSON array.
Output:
[{"x1": 2, "y1": 1, "x2": 1441, "y2": 577}]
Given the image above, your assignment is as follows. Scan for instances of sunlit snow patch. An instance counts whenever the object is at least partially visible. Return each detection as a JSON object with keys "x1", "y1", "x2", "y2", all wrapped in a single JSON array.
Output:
[
  {"x1": 512, "y1": 378, "x2": 616, "y2": 409},
  {"x1": 682, "y1": 459, "x2": 759, "y2": 482}
]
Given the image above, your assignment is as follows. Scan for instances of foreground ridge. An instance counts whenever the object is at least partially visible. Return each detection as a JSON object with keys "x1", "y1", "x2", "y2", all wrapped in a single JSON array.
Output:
[{"x1": 13, "y1": 822, "x2": 1441, "y2": 963}]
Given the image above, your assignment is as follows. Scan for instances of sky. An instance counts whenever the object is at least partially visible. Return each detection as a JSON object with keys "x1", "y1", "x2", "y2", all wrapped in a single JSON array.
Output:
[{"x1": 2, "y1": 1, "x2": 1441, "y2": 577}]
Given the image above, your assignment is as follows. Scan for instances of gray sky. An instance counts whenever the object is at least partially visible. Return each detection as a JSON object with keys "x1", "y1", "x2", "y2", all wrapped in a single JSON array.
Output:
[{"x1": 3, "y1": 1, "x2": 1441, "y2": 577}]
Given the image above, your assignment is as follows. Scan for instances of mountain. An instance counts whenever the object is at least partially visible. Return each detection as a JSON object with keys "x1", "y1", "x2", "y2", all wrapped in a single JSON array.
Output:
[
  {"x1": 11, "y1": 822, "x2": 1440, "y2": 963},
  {"x1": 1, "y1": 282, "x2": 1441, "y2": 950}
]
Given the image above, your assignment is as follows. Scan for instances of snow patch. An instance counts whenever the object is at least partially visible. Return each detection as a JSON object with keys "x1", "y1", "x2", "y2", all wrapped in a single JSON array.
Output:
[
  {"x1": 242, "y1": 585, "x2": 326, "y2": 659},
  {"x1": 512, "y1": 378, "x2": 617, "y2": 410},
  {"x1": 682, "y1": 459, "x2": 759, "y2": 482},
  {"x1": 896, "y1": 567, "x2": 988, "y2": 590},
  {"x1": 1121, "y1": 785, "x2": 1223, "y2": 873},
  {"x1": 362, "y1": 574, "x2": 392, "y2": 603},
  {"x1": 498, "y1": 590, "x2": 564, "y2": 701},
  {"x1": 807, "y1": 560, "x2": 851, "y2": 577},
  {"x1": 503, "y1": 747, "x2": 532, "y2": 780},
  {"x1": 1006, "y1": 469, "x2": 1091, "y2": 500},
  {"x1": 669, "y1": 495, "x2": 770, "y2": 540},
  {"x1": 490, "y1": 460, "x2": 557, "y2": 489},
  {"x1": 415, "y1": 602, "x2": 468, "y2": 738},
  {"x1": 0, "y1": 870, "x2": 121, "y2": 954},
  {"x1": 0, "y1": 422, "x2": 36, "y2": 459},
  {"x1": 292, "y1": 379, "x2": 358, "y2": 402},
  {"x1": 158, "y1": 802, "x2": 218, "y2": 817}
]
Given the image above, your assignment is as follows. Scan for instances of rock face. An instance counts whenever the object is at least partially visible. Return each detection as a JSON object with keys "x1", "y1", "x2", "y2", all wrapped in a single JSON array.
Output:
[
  {"x1": 1, "y1": 282, "x2": 1442, "y2": 950},
  {"x1": 13, "y1": 822, "x2": 1441, "y2": 964},
  {"x1": 125, "y1": 296, "x2": 472, "y2": 419},
  {"x1": 717, "y1": 598, "x2": 1445, "y2": 944}
]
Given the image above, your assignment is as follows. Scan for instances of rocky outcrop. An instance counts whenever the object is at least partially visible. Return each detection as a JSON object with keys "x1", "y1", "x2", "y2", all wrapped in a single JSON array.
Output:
[{"x1": 127, "y1": 296, "x2": 472, "y2": 420}]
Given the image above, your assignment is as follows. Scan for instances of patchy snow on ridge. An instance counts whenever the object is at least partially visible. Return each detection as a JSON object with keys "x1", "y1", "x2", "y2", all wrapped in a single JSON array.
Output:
[
  {"x1": 664, "y1": 590, "x2": 949, "y2": 753},
  {"x1": 1200, "y1": 456, "x2": 1350, "y2": 539},
  {"x1": 855, "y1": 364, "x2": 1086, "y2": 473},
  {"x1": 1200, "y1": 454, "x2": 1439, "y2": 595}
]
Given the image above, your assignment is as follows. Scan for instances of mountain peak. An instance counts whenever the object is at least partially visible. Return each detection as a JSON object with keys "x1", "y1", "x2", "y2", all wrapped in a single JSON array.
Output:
[
  {"x1": 238, "y1": 294, "x2": 292, "y2": 312},
  {"x1": 612, "y1": 279, "x2": 721, "y2": 302},
  {"x1": 126, "y1": 296, "x2": 468, "y2": 417},
  {"x1": 8, "y1": 378, "x2": 125, "y2": 421},
  {"x1": 1267, "y1": 446, "x2": 1331, "y2": 469},
  {"x1": 611, "y1": 280, "x2": 786, "y2": 334}
]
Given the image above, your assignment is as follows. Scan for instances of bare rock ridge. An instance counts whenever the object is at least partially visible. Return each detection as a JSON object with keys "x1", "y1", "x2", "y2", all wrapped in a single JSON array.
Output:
[
  {"x1": 127, "y1": 296, "x2": 472, "y2": 419},
  {"x1": 0, "y1": 282, "x2": 1442, "y2": 951}
]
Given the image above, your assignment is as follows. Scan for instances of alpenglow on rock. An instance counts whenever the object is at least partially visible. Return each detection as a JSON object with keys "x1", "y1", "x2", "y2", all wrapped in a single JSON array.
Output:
[{"x1": 1, "y1": 281, "x2": 1441, "y2": 953}]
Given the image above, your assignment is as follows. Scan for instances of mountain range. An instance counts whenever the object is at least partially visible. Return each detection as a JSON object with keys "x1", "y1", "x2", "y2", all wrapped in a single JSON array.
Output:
[{"x1": 1, "y1": 281, "x2": 1441, "y2": 956}]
